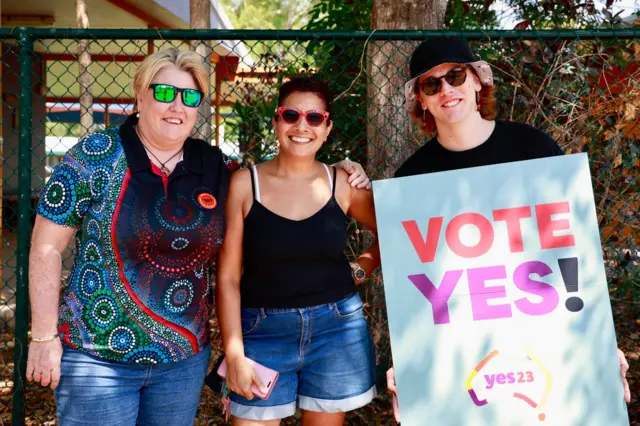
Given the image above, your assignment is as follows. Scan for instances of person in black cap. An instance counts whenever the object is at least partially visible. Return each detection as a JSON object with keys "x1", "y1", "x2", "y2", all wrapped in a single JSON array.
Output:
[
  {"x1": 386, "y1": 36, "x2": 631, "y2": 424},
  {"x1": 395, "y1": 36, "x2": 563, "y2": 178}
]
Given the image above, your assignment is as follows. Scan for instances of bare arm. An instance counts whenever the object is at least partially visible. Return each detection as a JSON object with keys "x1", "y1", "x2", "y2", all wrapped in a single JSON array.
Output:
[
  {"x1": 30, "y1": 216, "x2": 75, "y2": 335},
  {"x1": 27, "y1": 215, "x2": 76, "y2": 388},
  {"x1": 349, "y1": 185, "x2": 381, "y2": 278},
  {"x1": 336, "y1": 168, "x2": 381, "y2": 280},
  {"x1": 216, "y1": 169, "x2": 250, "y2": 361},
  {"x1": 216, "y1": 169, "x2": 264, "y2": 399}
]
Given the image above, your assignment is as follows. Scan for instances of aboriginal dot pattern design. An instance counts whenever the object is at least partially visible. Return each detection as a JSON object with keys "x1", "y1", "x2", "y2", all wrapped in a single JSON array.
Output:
[{"x1": 37, "y1": 121, "x2": 238, "y2": 365}]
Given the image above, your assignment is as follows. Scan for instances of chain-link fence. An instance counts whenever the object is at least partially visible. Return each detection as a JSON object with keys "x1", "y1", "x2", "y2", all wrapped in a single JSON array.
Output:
[{"x1": 1, "y1": 28, "x2": 638, "y2": 425}]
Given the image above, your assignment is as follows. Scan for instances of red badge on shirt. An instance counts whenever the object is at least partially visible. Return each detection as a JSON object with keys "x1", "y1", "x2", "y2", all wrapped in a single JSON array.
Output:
[{"x1": 197, "y1": 192, "x2": 217, "y2": 209}]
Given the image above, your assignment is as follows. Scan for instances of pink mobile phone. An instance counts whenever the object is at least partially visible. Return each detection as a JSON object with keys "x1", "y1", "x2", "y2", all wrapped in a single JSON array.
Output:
[{"x1": 217, "y1": 357, "x2": 279, "y2": 400}]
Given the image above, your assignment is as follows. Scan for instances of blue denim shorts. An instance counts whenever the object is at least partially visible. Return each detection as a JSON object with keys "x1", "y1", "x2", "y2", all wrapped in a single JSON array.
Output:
[
  {"x1": 230, "y1": 292, "x2": 377, "y2": 421},
  {"x1": 54, "y1": 345, "x2": 210, "y2": 426}
]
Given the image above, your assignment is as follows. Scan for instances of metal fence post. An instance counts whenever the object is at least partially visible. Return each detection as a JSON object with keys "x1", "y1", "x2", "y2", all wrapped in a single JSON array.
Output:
[{"x1": 12, "y1": 27, "x2": 34, "y2": 426}]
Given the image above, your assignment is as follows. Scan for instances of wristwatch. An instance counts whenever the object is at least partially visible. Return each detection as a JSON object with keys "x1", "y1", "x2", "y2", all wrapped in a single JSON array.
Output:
[{"x1": 351, "y1": 262, "x2": 366, "y2": 281}]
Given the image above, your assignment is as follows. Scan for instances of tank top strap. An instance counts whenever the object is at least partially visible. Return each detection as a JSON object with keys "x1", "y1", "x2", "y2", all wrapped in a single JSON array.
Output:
[
  {"x1": 321, "y1": 163, "x2": 334, "y2": 195},
  {"x1": 331, "y1": 166, "x2": 337, "y2": 197},
  {"x1": 248, "y1": 166, "x2": 256, "y2": 199},
  {"x1": 250, "y1": 165, "x2": 261, "y2": 202}
]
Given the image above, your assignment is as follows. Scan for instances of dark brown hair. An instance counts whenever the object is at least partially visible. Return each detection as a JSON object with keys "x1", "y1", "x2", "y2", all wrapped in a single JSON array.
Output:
[{"x1": 276, "y1": 75, "x2": 333, "y2": 120}]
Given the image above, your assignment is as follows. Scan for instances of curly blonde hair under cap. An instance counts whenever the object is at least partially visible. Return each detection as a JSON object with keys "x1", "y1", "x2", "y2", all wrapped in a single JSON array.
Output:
[{"x1": 132, "y1": 48, "x2": 209, "y2": 112}]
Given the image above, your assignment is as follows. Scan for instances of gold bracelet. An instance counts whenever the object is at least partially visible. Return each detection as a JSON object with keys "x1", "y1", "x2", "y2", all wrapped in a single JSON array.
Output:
[{"x1": 31, "y1": 334, "x2": 59, "y2": 343}]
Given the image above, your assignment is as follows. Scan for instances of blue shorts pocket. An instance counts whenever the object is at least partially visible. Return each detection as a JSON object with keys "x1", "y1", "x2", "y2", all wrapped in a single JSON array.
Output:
[
  {"x1": 241, "y1": 308, "x2": 261, "y2": 335},
  {"x1": 333, "y1": 293, "x2": 363, "y2": 319}
]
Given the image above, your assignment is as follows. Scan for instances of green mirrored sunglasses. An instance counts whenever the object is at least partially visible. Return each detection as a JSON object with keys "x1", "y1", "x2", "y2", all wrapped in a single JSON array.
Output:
[{"x1": 149, "y1": 83, "x2": 204, "y2": 108}]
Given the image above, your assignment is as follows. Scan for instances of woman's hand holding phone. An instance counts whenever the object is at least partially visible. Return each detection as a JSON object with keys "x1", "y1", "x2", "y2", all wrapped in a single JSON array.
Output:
[{"x1": 225, "y1": 355, "x2": 266, "y2": 400}]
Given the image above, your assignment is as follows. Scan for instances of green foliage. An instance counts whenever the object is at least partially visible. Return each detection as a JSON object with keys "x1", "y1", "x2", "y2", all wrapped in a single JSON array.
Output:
[
  {"x1": 306, "y1": 39, "x2": 369, "y2": 166},
  {"x1": 228, "y1": 96, "x2": 279, "y2": 165},
  {"x1": 302, "y1": 0, "x2": 371, "y2": 166},
  {"x1": 499, "y1": 0, "x2": 630, "y2": 29},
  {"x1": 220, "y1": 62, "x2": 282, "y2": 165},
  {"x1": 220, "y1": 0, "x2": 313, "y2": 29},
  {"x1": 219, "y1": 0, "x2": 315, "y2": 61},
  {"x1": 444, "y1": 0, "x2": 499, "y2": 29},
  {"x1": 305, "y1": 0, "x2": 373, "y2": 30},
  {"x1": 301, "y1": 0, "x2": 634, "y2": 30}
]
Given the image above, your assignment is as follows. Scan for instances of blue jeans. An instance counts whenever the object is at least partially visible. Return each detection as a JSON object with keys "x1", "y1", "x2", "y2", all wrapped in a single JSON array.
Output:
[
  {"x1": 54, "y1": 345, "x2": 210, "y2": 426},
  {"x1": 230, "y1": 292, "x2": 377, "y2": 421}
]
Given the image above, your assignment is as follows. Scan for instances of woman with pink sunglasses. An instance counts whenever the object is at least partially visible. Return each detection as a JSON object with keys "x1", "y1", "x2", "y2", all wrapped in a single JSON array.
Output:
[{"x1": 217, "y1": 76, "x2": 380, "y2": 425}]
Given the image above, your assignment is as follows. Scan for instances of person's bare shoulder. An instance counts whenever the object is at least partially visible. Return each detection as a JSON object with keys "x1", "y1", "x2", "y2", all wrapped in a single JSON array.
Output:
[
  {"x1": 230, "y1": 167, "x2": 251, "y2": 187},
  {"x1": 228, "y1": 168, "x2": 254, "y2": 211}
]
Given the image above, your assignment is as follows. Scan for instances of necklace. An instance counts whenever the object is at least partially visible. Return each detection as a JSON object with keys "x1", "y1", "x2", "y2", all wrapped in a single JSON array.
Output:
[
  {"x1": 144, "y1": 146, "x2": 183, "y2": 177},
  {"x1": 135, "y1": 127, "x2": 184, "y2": 177}
]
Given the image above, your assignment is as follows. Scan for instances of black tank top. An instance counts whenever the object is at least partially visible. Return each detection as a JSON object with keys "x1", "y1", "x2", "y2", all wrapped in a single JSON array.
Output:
[{"x1": 240, "y1": 164, "x2": 355, "y2": 308}]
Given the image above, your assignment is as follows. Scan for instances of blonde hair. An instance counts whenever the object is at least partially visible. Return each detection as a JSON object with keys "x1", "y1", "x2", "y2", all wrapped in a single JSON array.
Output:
[{"x1": 132, "y1": 48, "x2": 209, "y2": 111}]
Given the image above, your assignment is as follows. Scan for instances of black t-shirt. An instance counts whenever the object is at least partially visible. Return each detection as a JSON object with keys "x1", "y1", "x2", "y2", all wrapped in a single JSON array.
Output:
[{"x1": 394, "y1": 120, "x2": 564, "y2": 178}]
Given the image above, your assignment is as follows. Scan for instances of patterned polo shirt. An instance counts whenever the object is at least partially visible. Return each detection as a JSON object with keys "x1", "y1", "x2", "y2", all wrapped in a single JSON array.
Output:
[{"x1": 36, "y1": 115, "x2": 238, "y2": 364}]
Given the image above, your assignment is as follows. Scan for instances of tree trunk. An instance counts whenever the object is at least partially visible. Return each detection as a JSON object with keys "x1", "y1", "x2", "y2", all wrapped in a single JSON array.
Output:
[
  {"x1": 365, "y1": 0, "x2": 448, "y2": 388},
  {"x1": 76, "y1": 0, "x2": 94, "y2": 138},
  {"x1": 190, "y1": 0, "x2": 212, "y2": 142},
  {"x1": 367, "y1": 0, "x2": 448, "y2": 178}
]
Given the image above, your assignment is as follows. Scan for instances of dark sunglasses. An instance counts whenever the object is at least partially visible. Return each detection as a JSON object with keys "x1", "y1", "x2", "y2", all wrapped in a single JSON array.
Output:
[
  {"x1": 276, "y1": 107, "x2": 330, "y2": 127},
  {"x1": 418, "y1": 66, "x2": 469, "y2": 96},
  {"x1": 149, "y1": 83, "x2": 204, "y2": 108}
]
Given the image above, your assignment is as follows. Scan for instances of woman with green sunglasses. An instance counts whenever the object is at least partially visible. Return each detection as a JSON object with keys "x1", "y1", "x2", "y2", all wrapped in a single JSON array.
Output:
[
  {"x1": 27, "y1": 47, "x2": 372, "y2": 426},
  {"x1": 149, "y1": 83, "x2": 204, "y2": 109}
]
